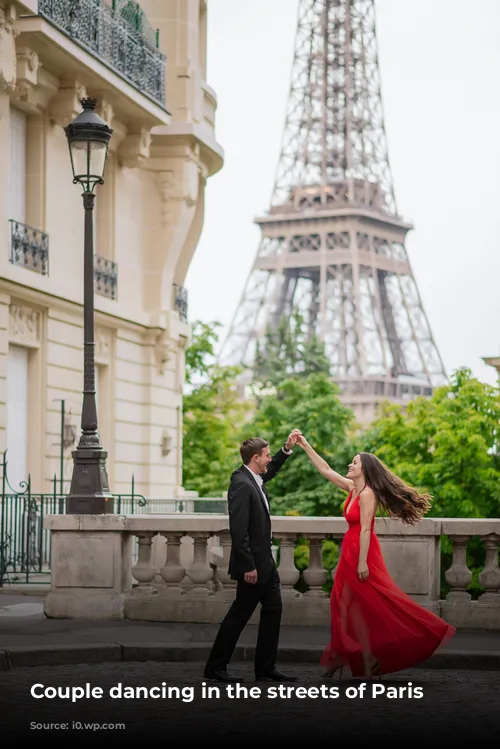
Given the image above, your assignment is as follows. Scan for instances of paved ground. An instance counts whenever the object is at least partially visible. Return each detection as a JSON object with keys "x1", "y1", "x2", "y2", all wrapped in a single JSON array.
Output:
[
  {"x1": 1, "y1": 593, "x2": 499, "y2": 738},
  {"x1": 1, "y1": 593, "x2": 500, "y2": 674},
  {"x1": 0, "y1": 661, "x2": 498, "y2": 740}
]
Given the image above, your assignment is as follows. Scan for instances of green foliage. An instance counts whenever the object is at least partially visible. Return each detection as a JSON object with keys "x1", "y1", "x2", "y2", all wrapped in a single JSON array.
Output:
[
  {"x1": 184, "y1": 320, "x2": 221, "y2": 386},
  {"x1": 253, "y1": 312, "x2": 331, "y2": 391},
  {"x1": 182, "y1": 323, "x2": 499, "y2": 598},
  {"x1": 241, "y1": 372, "x2": 358, "y2": 516},
  {"x1": 361, "y1": 367, "x2": 500, "y2": 519},
  {"x1": 183, "y1": 318, "x2": 356, "y2": 510},
  {"x1": 361, "y1": 367, "x2": 500, "y2": 599},
  {"x1": 182, "y1": 321, "x2": 249, "y2": 496},
  {"x1": 274, "y1": 536, "x2": 339, "y2": 595}
]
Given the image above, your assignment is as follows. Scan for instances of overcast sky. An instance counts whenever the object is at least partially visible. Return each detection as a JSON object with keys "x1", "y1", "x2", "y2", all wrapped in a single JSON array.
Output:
[{"x1": 185, "y1": 0, "x2": 500, "y2": 387}]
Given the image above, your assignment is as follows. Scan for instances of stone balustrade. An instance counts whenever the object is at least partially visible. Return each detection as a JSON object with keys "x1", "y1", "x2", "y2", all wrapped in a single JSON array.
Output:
[{"x1": 43, "y1": 514, "x2": 500, "y2": 629}]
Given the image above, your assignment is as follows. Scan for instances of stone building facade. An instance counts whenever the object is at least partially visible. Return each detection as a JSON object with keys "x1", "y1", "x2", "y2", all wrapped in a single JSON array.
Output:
[{"x1": 0, "y1": 0, "x2": 223, "y2": 496}]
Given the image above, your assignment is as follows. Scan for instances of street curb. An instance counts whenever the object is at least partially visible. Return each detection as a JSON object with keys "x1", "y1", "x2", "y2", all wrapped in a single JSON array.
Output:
[
  {"x1": 3, "y1": 643, "x2": 122, "y2": 670},
  {"x1": 0, "y1": 588, "x2": 48, "y2": 597},
  {"x1": 1, "y1": 643, "x2": 500, "y2": 672}
]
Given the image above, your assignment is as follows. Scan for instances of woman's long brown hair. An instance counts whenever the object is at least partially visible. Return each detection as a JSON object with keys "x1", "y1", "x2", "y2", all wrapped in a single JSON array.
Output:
[{"x1": 359, "y1": 452, "x2": 432, "y2": 524}]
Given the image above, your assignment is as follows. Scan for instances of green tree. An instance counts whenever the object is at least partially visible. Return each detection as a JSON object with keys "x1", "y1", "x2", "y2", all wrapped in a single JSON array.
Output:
[
  {"x1": 253, "y1": 311, "x2": 331, "y2": 391},
  {"x1": 182, "y1": 321, "x2": 248, "y2": 496},
  {"x1": 360, "y1": 367, "x2": 500, "y2": 598},
  {"x1": 184, "y1": 320, "x2": 221, "y2": 386},
  {"x1": 242, "y1": 371, "x2": 358, "y2": 516},
  {"x1": 361, "y1": 367, "x2": 500, "y2": 518}
]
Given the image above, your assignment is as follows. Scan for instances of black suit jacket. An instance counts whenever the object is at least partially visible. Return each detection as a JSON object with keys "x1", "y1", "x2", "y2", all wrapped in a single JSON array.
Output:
[{"x1": 227, "y1": 447, "x2": 291, "y2": 583}]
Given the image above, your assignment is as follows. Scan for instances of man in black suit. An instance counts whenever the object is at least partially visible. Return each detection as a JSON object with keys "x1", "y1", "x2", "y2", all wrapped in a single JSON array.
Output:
[{"x1": 204, "y1": 430, "x2": 301, "y2": 683}]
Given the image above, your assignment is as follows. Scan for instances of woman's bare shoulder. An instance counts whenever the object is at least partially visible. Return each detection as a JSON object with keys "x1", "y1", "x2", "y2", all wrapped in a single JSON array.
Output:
[{"x1": 359, "y1": 485, "x2": 376, "y2": 505}]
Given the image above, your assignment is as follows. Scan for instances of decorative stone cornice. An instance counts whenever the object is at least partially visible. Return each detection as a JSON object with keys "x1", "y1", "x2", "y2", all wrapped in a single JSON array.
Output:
[
  {"x1": 154, "y1": 330, "x2": 177, "y2": 375},
  {"x1": 95, "y1": 97, "x2": 114, "y2": 129},
  {"x1": 16, "y1": 45, "x2": 38, "y2": 85},
  {"x1": 49, "y1": 78, "x2": 87, "y2": 127},
  {"x1": 9, "y1": 302, "x2": 41, "y2": 347},
  {"x1": 144, "y1": 317, "x2": 188, "y2": 376},
  {"x1": 156, "y1": 171, "x2": 174, "y2": 229},
  {"x1": 155, "y1": 167, "x2": 197, "y2": 230},
  {"x1": 119, "y1": 126, "x2": 152, "y2": 168},
  {"x1": 11, "y1": 56, "x2": 58, "y2": 114},
  {"x1": 95, "y1": 326, "x2": 112, "y2": 365},
  {"x1": 150, "y1": 122, "x2": 223, "y2": 178},
  {"x1": 0, "y1": 4, "x2": 18, "y2": 93}
]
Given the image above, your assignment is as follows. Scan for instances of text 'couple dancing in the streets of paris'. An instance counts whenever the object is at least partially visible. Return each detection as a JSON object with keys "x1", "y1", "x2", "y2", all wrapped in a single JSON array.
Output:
[{"x1": 204, "y1": 429, "x2": 455, "y2": 683}]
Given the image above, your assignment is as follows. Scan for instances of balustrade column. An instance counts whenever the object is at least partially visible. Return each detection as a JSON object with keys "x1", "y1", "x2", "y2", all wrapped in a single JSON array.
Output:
[
  {"x1": 276, "y1": 534, "x2": 300, "y2": 598},
  {"x1": 186, "y1": 532, "x2": 213, "y2": 597},
  {"x1": 478, "y1": 533, "x2": 500, "y2": 604},
  {"x1": 131, "y1": 532, "x2": 158, "y2": 595},
  {"x1": 160, "y1": 532, "x2": 186, "y2": 598},
  {"x1": 302, "y1": 535, "x2": 328, "y2": 598},
  {"x1": 214, "y1": 530, "x2": 236, "y2": 598},
  {"x1": 445, "y1": 535, "x2": 472, "y2": 601}
]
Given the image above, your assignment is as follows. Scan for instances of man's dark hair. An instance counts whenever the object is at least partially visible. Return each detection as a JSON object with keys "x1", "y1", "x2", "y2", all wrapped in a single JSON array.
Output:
[{"x1": 240, "y1": 437, "x2": 269, "y2": 465}]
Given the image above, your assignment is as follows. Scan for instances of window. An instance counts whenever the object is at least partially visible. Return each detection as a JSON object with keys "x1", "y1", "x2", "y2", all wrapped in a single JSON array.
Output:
[
  {"x1": 9, "y1": 108, "x2": 27, "y2": 224},
  {"x1": 7, "y1": 344, "x2": 29, "y2": 492},
  {"x1": 96, "y1": 362, "x2": 109, "y2": 444}
]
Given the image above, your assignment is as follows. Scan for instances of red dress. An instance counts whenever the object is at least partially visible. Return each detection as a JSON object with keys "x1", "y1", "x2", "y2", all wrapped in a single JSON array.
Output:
[{"x1": 321, "y1": 491, "x2": 456, "y2": 676}]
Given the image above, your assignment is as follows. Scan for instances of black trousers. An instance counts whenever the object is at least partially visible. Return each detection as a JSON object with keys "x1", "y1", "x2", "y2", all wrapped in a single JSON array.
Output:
[{"x1": 205, "y1": 563, "x2": 283, "y2": 676}]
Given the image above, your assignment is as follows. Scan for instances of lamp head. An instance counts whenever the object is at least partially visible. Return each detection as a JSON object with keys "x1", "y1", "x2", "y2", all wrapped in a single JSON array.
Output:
[{"x1": 64, "y1": 97, "x2": 113, "y2": 192}]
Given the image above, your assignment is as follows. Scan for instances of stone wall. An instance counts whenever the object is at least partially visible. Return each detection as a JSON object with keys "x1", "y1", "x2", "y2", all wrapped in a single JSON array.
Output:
[{"x1": 43, "y1": 514, "x2": 500, "y2": 630}]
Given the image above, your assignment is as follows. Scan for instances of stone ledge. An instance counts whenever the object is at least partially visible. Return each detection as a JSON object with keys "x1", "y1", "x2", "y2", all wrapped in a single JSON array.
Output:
[
  {"x1": 121, "y1": 643, "x2": 213, "y2": 663},
  {"x1": 0, "y1": 643, "x2": 499, "y2": 671},
  {"x1": 123, "y1": 593, "x2": 441, "y2": 627},
  {"x1": 439, "y1": 600, "x2": 500, "y2": 630},
  {"x1": 42, "y1": 513, "x2": 452, "y2": 536},
  {"x1": 0, "y1": 588, "x2": 48, "y2": 596},
  {"x1": 5, "y1": 643, "x2": 122, "y2": 669}
]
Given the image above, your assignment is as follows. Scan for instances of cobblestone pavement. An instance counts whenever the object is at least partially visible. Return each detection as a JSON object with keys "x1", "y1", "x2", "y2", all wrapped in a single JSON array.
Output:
[{"x1": 1, "y1": 661, "x2": 498, "y2": 740}]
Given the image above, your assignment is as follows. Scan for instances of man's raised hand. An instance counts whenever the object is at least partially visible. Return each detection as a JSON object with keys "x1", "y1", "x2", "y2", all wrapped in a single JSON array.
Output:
[{"x1": 285, "y1": 428, "x2": 302, "y2": 450}]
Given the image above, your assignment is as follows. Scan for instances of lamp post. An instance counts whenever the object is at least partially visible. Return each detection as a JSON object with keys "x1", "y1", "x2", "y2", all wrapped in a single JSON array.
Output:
[{"x1": 64, "y1": 97, "x2": 114, "y2": 514}]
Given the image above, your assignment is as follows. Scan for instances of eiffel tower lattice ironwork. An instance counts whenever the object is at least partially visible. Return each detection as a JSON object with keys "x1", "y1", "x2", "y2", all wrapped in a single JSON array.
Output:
[{"x1": 219, "y1": 0, "x2": 447, "y2": 424}]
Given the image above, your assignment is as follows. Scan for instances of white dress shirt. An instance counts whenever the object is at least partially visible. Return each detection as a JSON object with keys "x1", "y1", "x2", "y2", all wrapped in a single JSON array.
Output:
[
  {"x1": 244, "y1": 446, "x2": 293, "y2": 514},
  {"x1": 244, "y1": 464, "x2": 270, "y2": 513}
]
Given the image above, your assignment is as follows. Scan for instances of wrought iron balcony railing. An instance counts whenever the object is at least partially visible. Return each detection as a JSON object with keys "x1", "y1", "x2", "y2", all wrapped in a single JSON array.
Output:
[
  {"x1": 173, "y1": 283, "x2": 188, "y2": 322},
  {"x1": 94, "y1": 255, "x2": 117, "y2": 300},
  {"x1": 9, "y1": 220, "x2": 49, "y2": 275},
  {"x1": 38, "y1": 0, "x2": 166, "y2": 108}
]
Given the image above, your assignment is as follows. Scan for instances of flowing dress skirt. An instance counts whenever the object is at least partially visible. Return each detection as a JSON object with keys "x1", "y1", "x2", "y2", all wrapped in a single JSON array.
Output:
[{"x1": 321, "y1": 493, "x2": 456, "y2": 677}]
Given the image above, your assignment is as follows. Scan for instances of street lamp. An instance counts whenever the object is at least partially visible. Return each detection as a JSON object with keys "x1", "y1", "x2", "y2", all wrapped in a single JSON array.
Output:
[{"x1": 64, "y1": 97, "x2": 114, "y2": 514}]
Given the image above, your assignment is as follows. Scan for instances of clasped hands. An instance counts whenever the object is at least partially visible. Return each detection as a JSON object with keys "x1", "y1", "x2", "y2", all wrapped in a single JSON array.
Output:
[{"x1": 284, "y1": 428, "x2": 304, "y2": 450}]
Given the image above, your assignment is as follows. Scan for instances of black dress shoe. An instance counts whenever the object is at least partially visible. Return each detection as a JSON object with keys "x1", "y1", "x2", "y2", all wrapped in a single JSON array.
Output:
[
  {"x1": 256, "y1": 668, "x2": 297, "y2": 682},
  {"x1": 203, "y1": 668, "x2": 242, "y2": 683}
]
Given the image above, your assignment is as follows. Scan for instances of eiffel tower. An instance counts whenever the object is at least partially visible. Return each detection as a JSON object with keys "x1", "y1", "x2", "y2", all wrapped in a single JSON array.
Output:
[{"x1": 220, "y1": 0, "x2": 447, "y2": 425}]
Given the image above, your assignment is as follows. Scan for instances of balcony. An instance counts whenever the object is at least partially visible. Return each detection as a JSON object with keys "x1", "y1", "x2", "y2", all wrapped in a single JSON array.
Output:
[
  {"x1": 9, "y1": 219, "x2": 49, "y2": 275},
  {"x1": 37, "y1": 0, "x2": 166, "y2": 108},
  {"x1": 94, "y1": 255, "x2": 117, "y2": 299},
  {"x1": 202, "y1": 81, "x2": 217, "y2": 130},
  {"x1": 173, "y1": 283, "x2": 188, "y2": 322}
]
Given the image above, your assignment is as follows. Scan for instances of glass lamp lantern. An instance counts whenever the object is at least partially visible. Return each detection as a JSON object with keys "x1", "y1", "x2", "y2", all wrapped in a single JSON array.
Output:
[{"x1": 64, "y1": 97, "x2": 113, "y2": 192}]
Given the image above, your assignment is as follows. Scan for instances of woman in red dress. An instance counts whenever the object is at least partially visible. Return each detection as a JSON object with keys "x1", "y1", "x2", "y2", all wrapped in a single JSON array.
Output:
[{"x1": 296, "y1": 436, "x2": 456, "y2": 679}]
